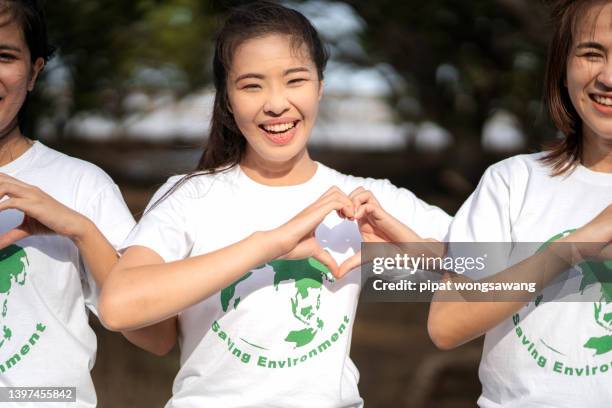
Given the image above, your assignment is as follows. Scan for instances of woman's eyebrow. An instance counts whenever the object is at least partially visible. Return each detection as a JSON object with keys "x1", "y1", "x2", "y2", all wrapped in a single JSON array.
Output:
[
  {"x1": 284, "y1": 67, "x2": 310, "y2": 76},
  {"x1": 0, "y1": 43, "x2": 21, "y2": 52},
  {"x1": 235, "y1": 73, "x2": 264, "y2": 83},
  {"x1": 576, "y1": 41, "x2": 606, "y2": 51}
]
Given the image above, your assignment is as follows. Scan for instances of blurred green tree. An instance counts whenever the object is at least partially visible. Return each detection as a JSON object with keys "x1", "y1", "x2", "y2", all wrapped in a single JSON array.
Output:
[
  {"x1": 341, "y1": 0, "x2": 554, "y2": 152},
  {"x1": 34, "y1": 0, "x2": 556, "y2": 153}
]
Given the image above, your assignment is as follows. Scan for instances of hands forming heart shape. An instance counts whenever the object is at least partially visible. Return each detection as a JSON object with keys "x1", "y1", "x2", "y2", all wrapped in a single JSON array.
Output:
[
  {"x1": 0, "y1": 176, "x2": 444, "y2": 282},
  {"x1": 274, "y1": 185, "x2": 434, "y2": 279},
  {"x1": 0, "y1": 173, "x2": 88, "y2": 249}
]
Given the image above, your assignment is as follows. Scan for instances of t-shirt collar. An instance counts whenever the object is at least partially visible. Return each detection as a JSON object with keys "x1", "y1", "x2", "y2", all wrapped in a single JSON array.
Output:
[{"x1": 0, "y1": 141, "x2": 41, "y2": 176}]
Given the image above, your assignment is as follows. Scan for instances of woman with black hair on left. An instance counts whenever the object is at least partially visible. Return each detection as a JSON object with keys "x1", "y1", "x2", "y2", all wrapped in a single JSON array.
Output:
[{"x1": 0, "y1": 1, "x2": 172, "y2": 406}]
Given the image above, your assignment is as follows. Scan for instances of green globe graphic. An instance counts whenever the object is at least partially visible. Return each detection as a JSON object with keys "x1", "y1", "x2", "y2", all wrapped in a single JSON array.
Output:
[
  {"x1": 220, "y1": 258, "x2": 333, "y2": 349},
  {"x1": 579, "y1": 259, "x2": 612, "y2": 355},
  {"x1": 0, "y1": 245, "x2": 29, "y2": 350},
  {"x1": 538, "y1": 231, "x2": 612, "y2": 356}
]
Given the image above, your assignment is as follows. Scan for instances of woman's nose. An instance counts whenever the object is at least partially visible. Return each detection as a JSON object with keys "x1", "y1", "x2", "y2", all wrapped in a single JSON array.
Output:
[
  {"x1": 263, "y1": 88, "x2": 290, "y2": 116},
  {"x1": 596, "y1": 59, "x2": 612, "y2": 91}
]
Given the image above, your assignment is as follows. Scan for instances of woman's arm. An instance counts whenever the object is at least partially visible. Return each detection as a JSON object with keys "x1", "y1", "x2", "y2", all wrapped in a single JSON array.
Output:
[
  {"x1": 427, "y1": 204, "x2": 612, "y2": 350},
  {"x1": 0, "y1": 174, "x2": 179, "y2": 355},
  {"x1": 98, "y1": 186, "x2": 355, "y2": 331}
]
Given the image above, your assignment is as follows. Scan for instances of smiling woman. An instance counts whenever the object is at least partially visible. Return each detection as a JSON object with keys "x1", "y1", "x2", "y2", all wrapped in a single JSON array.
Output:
[
  {"x1": 98, "y1": 2, "x2": 452, "y2": 407},
  {"x1": 0, "y1": 2, "x2": 165, "y2": 407},
  {"x1": 0, "y1": 1, "x2": 47, "y2": 152},
  {"x1": 428, "y1": 1, "x2": 612, "y2": 407}
]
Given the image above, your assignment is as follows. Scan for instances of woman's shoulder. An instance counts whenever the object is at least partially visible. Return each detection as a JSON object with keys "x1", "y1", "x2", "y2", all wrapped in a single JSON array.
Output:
[
  {"x1": 155, "y1": 166, "x2": 239, "y2": 201},
  {"x1": 318, "y1": 163, "x2": 397, "y2": 193},
  {"x1": 483, "y1": 152, "x2": 550, "y2": 186},
  {"x1": 29, "y1": 141, "x2": 118, "y2": 189}
]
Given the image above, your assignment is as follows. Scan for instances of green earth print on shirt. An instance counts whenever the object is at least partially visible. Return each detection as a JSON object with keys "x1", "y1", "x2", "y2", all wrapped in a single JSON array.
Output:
[
  {"x1": 0, "y1": 245, "x2": 28, "y2": 350},
  {"x1": 537, "y1": 231, "x2": 612, "y2": 356},
  {"x1": 220, "y1": 258, "x2": 333, "y2": 349}
]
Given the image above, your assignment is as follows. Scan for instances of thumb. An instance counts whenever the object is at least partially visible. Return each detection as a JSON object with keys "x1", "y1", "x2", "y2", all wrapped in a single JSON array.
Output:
[
  {"x1": 0, "y1": 227, "x2": 30, "y2": 250},
  {"x1": 312, "y1": 246, "x2": 339, "y2": 279},
  {"x1": 337, "y1": 251, "x2": 362, "y2": 279}
]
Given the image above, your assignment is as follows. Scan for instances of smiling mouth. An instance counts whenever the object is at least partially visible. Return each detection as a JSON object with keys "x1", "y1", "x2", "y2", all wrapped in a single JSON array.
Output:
[
  {"x1": 259, "y1": 121, "x2": 299, "y2": 134},
  {"x1": 590, "y1": 94, "x2": 612, "y2": 107}
]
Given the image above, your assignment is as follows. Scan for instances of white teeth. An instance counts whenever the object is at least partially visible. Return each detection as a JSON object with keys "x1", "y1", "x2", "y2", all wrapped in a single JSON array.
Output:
[
  {"x1": 263, "y1": 122, "x2": 296, "y2": 133},
  {"x1": 594, "y1": 95, "x2": 612, "y2": 106}
]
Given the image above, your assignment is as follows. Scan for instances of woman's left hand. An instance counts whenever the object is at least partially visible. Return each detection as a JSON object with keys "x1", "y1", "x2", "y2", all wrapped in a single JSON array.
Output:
[{"x1": 0, "y1": 173, "x2": 90, "y2": 248}]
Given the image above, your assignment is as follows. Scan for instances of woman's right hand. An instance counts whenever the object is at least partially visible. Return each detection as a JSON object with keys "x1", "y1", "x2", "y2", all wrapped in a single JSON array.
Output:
[
  {"x1": 270, "y1": 186, "x2": 355, "y2": 277},
  {"x1": 560, "y1": 204, "x2": 612, "y2": 260}
]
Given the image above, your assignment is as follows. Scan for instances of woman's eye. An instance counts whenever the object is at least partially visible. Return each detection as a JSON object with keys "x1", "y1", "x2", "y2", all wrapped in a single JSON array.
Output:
[
  {"x1": 288, "y1": 78, "x2": 306, "y2": 85},
  {"x1": 0, "y1": 53, "x2": 16, "y2": 61},
  {"x1": 582, "y1": 52, "x2": 603, "y2": 61},
  {"x1": 242, "y1": 84, "x2": 261, "y2": 90}
]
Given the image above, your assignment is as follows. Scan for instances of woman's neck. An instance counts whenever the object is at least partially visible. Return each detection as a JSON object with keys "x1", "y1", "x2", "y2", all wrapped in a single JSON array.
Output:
[
  {"x1": 582, "y1": 128, "x2": 612, "y2": 173},
  {"x1": 0, "y1": 126, "x2": 32, "y2": 167},
  {"x1": 240, "y1": 149, "x2": 317, "y2": 186}
]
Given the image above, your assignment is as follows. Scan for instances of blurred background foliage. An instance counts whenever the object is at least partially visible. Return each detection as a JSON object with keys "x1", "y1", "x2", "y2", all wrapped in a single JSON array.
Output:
[{"x1": 37, "y1": 0, "x2": 554, "y2": 151}]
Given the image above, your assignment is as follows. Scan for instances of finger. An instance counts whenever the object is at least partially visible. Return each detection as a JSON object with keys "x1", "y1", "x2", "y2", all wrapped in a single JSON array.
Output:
[
  {"x1": 0, "y1": 197, "x2": 25, "y2": 212},
  {"x1": 351, "y1": 190, "x2": 380, "y2": 213},
  {"x1": 0, "y1": 182, "x2": 30, "y2": 201},
  {"x1": 320, "y1": 185, "x2": 344, "y2": 200},
  {"x1": 0, "y1": 173, "x2": 32, "y2": 188},
  {"x1": 314, "y1": 188, "x2": 354, "y2": 219},
  {"x1": 348, "y1": 187, "x2": 366, "y2": 199},
  {"x1": 337, "y1": 251, "x2": 362, "y2": 279},
  {"x1": 312, "y1": 247, "x2": 339, "y2": 278},
  {"x1": 319, "y1": 197, "x2": 354, "y2": 220},
  {"x1": 354, "y1": 202, "x2": 379, "y2": 220},
  {"x1": 0, "y1": 227, "x2": 30, "y2": 250}
]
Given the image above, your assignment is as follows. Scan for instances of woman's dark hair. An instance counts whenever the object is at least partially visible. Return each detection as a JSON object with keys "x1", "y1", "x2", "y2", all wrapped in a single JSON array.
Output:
[
  {"x1": 0, "y1": 0, "x2": 55, "y2": 131},
  {"x1": 541, "y1": 0, "x2": 606, "y2": 175},
  {"x1": 151, "y1": 1, "x2": 328, "y2": 209}
]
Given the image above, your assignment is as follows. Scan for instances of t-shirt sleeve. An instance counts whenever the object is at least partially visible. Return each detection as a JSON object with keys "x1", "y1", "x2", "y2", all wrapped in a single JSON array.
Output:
[
  {"x1": 369, "y1": 179, "x2": 452, "y2": 241},
  {"x1": 84, "y1": 183, "x2": 136, "y2": 248},
  {"x1": 79, "y1": 176, "x2": 136, "y2": 315},
  {"x1": 121, "y1": 176, "x2": 196, "y2": 263},
  {"x1": 446, "y1": 160, "x2": 524, "y2": 277},
  {"x1": 447, "y1": 163, "x2": 514, "y2": 242}
]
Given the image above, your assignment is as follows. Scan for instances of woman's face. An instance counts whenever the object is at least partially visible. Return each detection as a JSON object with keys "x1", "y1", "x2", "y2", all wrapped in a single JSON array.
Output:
[
  {"x1": 566, "y1": 2, "x2": 612, "y2": 142},
  {"x1": 0, "y1": 14, "x2": 43, "y2": 136},
  {"x1": 227, "y1": 34, "x2": 322, "y2": 165}
]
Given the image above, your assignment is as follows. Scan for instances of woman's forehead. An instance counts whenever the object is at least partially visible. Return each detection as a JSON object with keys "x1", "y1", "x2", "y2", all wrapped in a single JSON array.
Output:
[
  {"x1": 573, "y1": 2, "x2": 612, "y2": 43},
  {"x1": 231, "y1": 34, "x2": 314, "y2": 74},
  {"x1": 0, "y1": 9, "x2": 25, "y2": 48}
]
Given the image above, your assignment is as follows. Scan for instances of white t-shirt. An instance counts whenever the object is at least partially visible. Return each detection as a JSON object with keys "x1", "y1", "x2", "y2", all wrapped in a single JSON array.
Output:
[
  {"x1": 0, "y1": 142, "x2": 135, "y2": 407},
  {"x1": 123, "y1": 162, "x2": 451, "y2": 408},
  {"x1": 447, "y1": 152, "x2": 612, "y2": 408}
]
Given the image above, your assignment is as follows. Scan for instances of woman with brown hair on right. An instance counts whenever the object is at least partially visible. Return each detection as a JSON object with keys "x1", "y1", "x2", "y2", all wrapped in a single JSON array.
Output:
[{"x1": 428, "y1": 1, "x2": 612, "y2": 407}]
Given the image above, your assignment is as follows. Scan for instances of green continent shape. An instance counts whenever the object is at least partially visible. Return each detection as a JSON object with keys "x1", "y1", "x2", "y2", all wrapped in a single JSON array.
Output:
[
  {"x1": 284, "y1": 328, "x2": 317, "y2": 348},
  {"x1": 269, "y1": 258, "x2": 332, "y2": 347},
  {"x1": 584, "y1": 335, "x2": 612, "y2": 355},
  {"x1": 0, "y1": 245, "x2": 27, "y2": 294},
  {"x1": 270, "y1": 258, "x2": 328, "y2": 296},
  {"x1": 220, "y1": 272, "x2": 252, "y2": 312}
]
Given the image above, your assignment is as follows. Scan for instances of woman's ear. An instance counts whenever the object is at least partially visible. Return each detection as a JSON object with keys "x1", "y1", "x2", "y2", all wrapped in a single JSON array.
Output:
[{"x1": 28, "y1": 57, "x2": 45, "y2": 92}]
